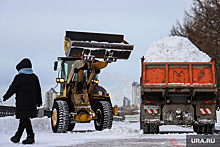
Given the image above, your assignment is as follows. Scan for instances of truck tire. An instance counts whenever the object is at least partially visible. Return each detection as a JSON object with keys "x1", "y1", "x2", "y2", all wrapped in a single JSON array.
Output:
[
  {"x1": 94, "y1": 101, "x2": 113, "y2": 131},
  {"x1": 206, "y1": 125, "x2": 214, "y2": 134},
  {"x1": 149, "y1": 125, "x2": 159, "y2": 134},
  {"x1": 51, "y1": 100, "x2": 69, "y2": 133},
  {"x1": 142, "y1": 123, "x2": 149, "y2": 134},
  {"x1": 193, "y1": 125, "x2": 197, "y2": 133},
  {"x1": 197, "y1": 126, "x2": 205, "y2": 134}
]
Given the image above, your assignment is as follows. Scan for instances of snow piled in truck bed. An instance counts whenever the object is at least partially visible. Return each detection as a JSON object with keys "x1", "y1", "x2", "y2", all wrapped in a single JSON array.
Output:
[{"x1": 144, "y1": 36, "x2": 211, "y2": 62}]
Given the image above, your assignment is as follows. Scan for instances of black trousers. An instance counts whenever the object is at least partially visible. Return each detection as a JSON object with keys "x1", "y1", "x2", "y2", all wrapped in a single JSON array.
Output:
[{"x1": 15, "y1": 118, "x2": 34, "y2": 137}]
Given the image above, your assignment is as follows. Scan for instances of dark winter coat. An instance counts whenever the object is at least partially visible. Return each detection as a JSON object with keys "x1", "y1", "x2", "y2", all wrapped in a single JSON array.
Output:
[{"x1": 3, "y1": 59, "x2": 42, "y2": 119}]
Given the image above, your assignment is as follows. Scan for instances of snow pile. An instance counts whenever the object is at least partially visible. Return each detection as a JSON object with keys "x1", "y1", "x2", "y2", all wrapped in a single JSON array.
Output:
[
  {"x1": 144, "y1": 36, "x2": 211, "y2": 62},
  {"x1": 94, "y1": 126, "x2": 138, "y2": 135},
  {"x1": 0, "y1": 116, "x2": 51, "y2": 134},
  {"x1": 0, "y1": 116, "x2": 18, "y2": 134},
  {"x1": 0, "y1": 113, "x2": 219, "y2": 146}
]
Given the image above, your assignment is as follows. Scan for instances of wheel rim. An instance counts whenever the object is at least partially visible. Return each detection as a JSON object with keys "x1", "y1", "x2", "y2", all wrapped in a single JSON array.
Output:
[
  {"x1": 96, "y1": 109, "x2": 102, "y2": 126},
  {"x1": 52, "y1": 108, "x2": 57, "y2": 126}
]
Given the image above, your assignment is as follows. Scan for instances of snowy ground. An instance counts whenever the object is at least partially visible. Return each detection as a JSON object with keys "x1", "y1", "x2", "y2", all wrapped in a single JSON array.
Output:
[{"x1": 0, "y1": 111, "x2": 219, "y2": 147}]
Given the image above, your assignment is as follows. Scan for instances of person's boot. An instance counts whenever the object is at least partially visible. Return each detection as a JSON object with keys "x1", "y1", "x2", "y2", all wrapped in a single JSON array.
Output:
[
  {"x1": 22, "y1": 133, "x2": 35, "y2": 144},
  {"x1": 11, "y1": 132, "x2": 22, "y2": 143}
]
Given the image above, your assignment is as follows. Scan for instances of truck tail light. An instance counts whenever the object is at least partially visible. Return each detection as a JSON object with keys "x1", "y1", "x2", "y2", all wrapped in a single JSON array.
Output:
[
  {"x1": 145, "y1": 100, "x2": 154, "y2": 104},
  {"x1": 202, "y1": 100, "x2": 212, "y2": 104}
]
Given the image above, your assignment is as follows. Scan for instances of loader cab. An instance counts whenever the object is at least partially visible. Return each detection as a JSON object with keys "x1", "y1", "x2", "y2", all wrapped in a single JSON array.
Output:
[
  {"x1": 55, "y1": 57, "x2": 81, "y2": 96},
  {"x1": 55, "y1": 57, "x2": 100, "y2": 96}
]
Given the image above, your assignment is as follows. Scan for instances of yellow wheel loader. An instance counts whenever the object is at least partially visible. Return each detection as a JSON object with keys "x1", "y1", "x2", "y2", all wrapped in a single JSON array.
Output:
[{"x1": 51, "y1": 31, "x2": 134, "y2": 133}]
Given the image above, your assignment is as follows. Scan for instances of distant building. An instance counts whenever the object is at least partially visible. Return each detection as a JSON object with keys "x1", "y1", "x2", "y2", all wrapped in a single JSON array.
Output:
[
  {"x1": 45, "y1": 88, "x2": 57, "y2": 110},
  {"x1": 132, "y1": 82, "x2": 141, "y2": 108},
  {"x1": 123, "y1": 96, "x2": 130, "y2": 106}
]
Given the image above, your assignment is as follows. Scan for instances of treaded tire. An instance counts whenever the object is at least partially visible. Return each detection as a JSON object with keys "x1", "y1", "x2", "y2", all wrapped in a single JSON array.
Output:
[
  {"x1": 149, "y1": 125, "x2": 158, "y2": 134},
  {"x1": 197, "y1": 125, "x2": 205, "y2": 134},
  {"x1": 193, "y1": 125, "x2": 197, "y2": 133},
  {"x1": 142, "y1": 123, "x2": 149, "y2": 134},
  {"x1": 51, "y1": 100, "x2": 69, "y2": 133},
  {"x1": 94, "y1": 101, "x2": 113, "y2": 131},
  {"x1": 206, "y1": 125, "x2": 214, "y2": 134},
  {"x1": 67, "y1": 123, "x2": 75, "y2": 131}
]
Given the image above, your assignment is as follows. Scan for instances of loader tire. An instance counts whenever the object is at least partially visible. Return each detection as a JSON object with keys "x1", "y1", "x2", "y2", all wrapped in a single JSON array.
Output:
[
  {"x1": 51, "y1": 100, "x2": 69, "y2": 133},
  {"x1": 67, "y1": 123, "x2": 75, "y2": 131},
  {"x1": 94, "y1": 101, "x2": 113, "y2": 131}
]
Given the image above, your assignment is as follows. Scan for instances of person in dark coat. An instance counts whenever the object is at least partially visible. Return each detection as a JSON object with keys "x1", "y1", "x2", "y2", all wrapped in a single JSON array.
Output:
[{"x1": 3, "y1": 58, "x2": 42, "y2": 144}]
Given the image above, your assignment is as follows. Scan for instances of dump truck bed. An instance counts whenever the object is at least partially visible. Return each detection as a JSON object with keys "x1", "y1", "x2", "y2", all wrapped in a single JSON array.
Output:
[{"x1": 141, "y1": 60, "x2": 216, "y2": 88}]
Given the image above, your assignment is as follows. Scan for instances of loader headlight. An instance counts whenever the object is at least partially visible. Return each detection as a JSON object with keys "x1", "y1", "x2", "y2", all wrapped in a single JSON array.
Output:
[
  {"x1": 56, "y1": 78, "x2": 65, "y2": 84},
  {"x1": 92, "y1": 80, "x2": 99, "y2": 84}
]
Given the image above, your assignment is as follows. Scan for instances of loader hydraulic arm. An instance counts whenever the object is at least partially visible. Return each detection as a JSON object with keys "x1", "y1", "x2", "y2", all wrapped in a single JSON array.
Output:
[
  {"x1": 65, "y1": 60, "x2": 108, "y2": 96},
  {"x1": 87, "y1": 61, "x2": 108, "y2": 94},
  {"x1": 65, "y1": 60, "x2": 87, "y2": 96}
]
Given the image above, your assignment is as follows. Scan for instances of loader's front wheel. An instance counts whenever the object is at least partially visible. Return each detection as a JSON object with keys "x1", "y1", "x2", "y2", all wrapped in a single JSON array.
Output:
[
  {"x1": 51, "y1": 100, "x2": 69, "y2": 133},
  {"x1": 94, "y1": 101, "x2": 113, "y2": 131}
]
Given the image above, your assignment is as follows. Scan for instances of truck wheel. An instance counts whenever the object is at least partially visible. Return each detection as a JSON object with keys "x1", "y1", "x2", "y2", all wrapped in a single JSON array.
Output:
[
  {"x1": 51, "y1": 100, "x2": 69, "y2": 133},
  {"x1": 143, "y1": 124, "x2": 149, "y2": 134},
  {"x1": 197, "y1": 126, "x2": 205, "y2": 134},
  {"x1": 206, "y1": 125, "x2": 214, "y2": 134},
  {"x1": 193, "y1": 125, "x2": 197, "y2": 133},
  {"x1": 157, "y1": 125, "x2": 159, "y2": 133},
  {"x1": 94, "y1": 101, "x2": 113, "y2": 131},
  {"x1": 149, "y1": 125, "x2": 158, "y2": 134},
  {"x1": 140, "y1": 122, "x2": 143, "y2": 130}
]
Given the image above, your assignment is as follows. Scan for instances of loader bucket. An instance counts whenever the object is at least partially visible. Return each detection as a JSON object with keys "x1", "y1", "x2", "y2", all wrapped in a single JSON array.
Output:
[{"x1": 64, "y1": 31, "x2": 134, "y2": 62}]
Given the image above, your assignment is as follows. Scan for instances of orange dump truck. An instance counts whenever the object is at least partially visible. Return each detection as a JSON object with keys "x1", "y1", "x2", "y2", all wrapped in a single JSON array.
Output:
[{"x1": 140, "y1": 57, "x2": 217, "y2": 134}]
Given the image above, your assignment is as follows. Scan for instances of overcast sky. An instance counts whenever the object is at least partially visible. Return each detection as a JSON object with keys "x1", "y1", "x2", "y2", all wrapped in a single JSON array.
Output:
[{"x1": 0, "y1": 0, "x2": 192, "y2": 106}]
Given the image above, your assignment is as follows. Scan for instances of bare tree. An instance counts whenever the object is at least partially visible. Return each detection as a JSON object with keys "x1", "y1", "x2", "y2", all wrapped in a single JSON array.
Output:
[{"x1": 170, "y1": 0, "x2": 220, "y2": 91}]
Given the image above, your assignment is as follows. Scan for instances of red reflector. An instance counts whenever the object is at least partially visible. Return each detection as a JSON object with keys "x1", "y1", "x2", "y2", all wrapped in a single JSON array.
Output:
[
  {"x1": 145, "y1": 100, "x2": 154, "y2": 104},
  {"x1": 202, "y1": 100, "x2": 212, "y2": 104},
  {"x1": 146, "y1": 100, "x2": 150, "y2": 103}
]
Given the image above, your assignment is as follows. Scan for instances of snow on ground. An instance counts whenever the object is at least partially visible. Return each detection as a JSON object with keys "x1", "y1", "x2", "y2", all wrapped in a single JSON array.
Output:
[
  {"x1": 144, "y1": 36, "x2": 211, "y2": 62},
  {"x1": 0, "y1": 112, "x2": 219, "y2": 147}
]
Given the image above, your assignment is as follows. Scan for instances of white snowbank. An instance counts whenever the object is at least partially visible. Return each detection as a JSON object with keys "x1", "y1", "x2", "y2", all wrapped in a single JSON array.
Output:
[
  {"x1": 144, "y1": 36, "x2": 211, "y2": 62},
  {"x1": 0, "y1": 116, "x2": 51, "y2": 134},
  {"x1": 0, "y1": 112, "x2": 219, "y2": 146}
]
